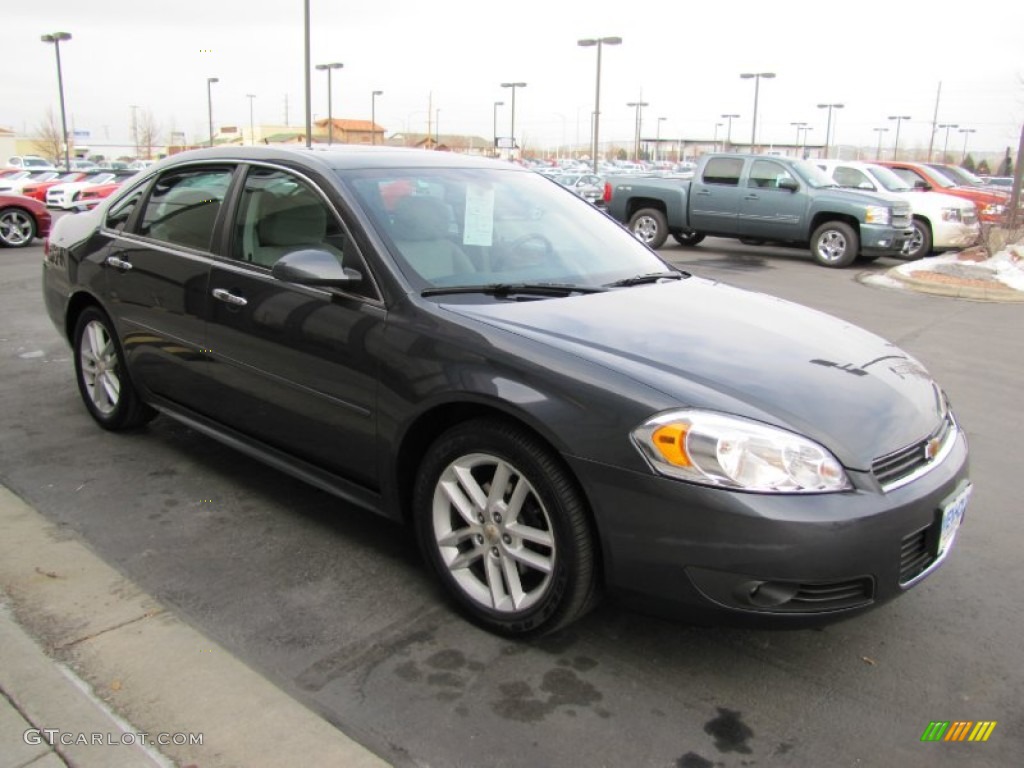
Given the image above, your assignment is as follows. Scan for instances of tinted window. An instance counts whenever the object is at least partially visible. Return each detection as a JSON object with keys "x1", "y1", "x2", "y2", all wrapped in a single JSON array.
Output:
[
  {"x1": 748, "y1": 160, "x2": 796, "y2": 189},
  {"x1": 702, "y1": 158, "x2": 744, "y2": 186},
  {"x1": 105, "y1": 190, "x2": 144, "y2": 233},
  {"x1": 138, "y1": 167, "x2": 233, "y2": 250},
  {"x1": 832, "y1": 166, "x2": 873, "y2": 189}
]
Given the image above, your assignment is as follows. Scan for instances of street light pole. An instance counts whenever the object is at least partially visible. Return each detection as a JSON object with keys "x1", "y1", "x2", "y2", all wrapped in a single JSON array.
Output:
[
  {"x1": 721, "y1": 114, "x2": 739, "y2": 151},
  {"x1": 500, "y1": 82, "x2": 527, "y2": 156},
  {"x1": 817, "y1": 103, "x2": 844, "y2": 159},
  {"x1": 800, "y1": 126, "x2": 813, "y2": 158},
  {"x1": 41, "y1": 32, "x2": 72, "y2": 170},
  {"x1": 938, "y1": 123, "x2": 958, "y2": 161},
  {"x1": 656, "y1": 117, "x2": 667, "y2": 162},
  {"x1": 246, "y1": 94, "x2": 256, "y2": 145},
  {"x1": 958, "y1": 127, "x2": 976, "y2": 163},
  {"x1": 315, "y1": 62, "x2": 344, "y2": 144},
  {"x1": 626, "y1": 99, "x2": 649, "y2": 162},
  {"x1": 206, "y1": 77, "x2": 219, "y2": 148},
  {"x1": 129, "y1": 104, "x2": 140, "y2": 157},
  {"x1": 888, "y1": 115, "x2": 911, "y2": 160},
  {"x1": 371, "y1": 90, "x2": 383, "y2": 145},
  {"x1": 790, "y1": 121, "x2": 807, "y2": 156},
  {"x1": 740, "y1": 72, "x2": 775, "y2": 152},
  {"x1": 492, "y1": 101, "x2": 504, "y2": 157},
  {"x1": 578, "y1": 36, "x2": 622, "y2": 173},
  {"x1": 873, "y1": 127, "x2": 889, "y2": 160}
]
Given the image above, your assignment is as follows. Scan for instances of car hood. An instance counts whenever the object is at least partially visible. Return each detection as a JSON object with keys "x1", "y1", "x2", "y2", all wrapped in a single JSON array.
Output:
[
  {"x1": 812, "y1": 187, "x2": 907, "y2": 210},
  {"x1": 445, "y1": 278, "x2": 945, "y2": 469}
]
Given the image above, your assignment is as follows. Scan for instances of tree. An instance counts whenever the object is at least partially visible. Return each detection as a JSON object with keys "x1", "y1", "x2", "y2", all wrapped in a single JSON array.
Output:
[
  {"x1": 137, "y1": 109, "x2": 161, "y2": 160},
  {"x1": 33, "y1": 108, "x2": 69, "y2": 165},
  {"x1": 998, "y1": 147, "x2": 1013, "y2": 177},
  {"x1": 976, "y1": 158, "x2": 991, "y2": 175},
  {"x1": 962, "y1": 153, "x2": 976, "y2": 172}
]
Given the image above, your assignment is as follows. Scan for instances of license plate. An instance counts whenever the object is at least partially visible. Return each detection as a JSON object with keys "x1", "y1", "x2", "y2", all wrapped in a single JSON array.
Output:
[{"x1": 938, "y1": 483, "x2": 971, "y2": 557}]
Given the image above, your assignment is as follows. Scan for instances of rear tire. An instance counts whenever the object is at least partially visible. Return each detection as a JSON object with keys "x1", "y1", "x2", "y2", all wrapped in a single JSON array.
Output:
[
  {"x1": 628, "y1": 208, "x2": 669, "y2": 249},
  {"x1": 672, "y1": 230, "x2": 706, "y2": 247},
  {"x1": 73, "y1": 307, "x2": 157, "y2": 430},
  {"x1": 413, "y1": 419, "x2": 600, "y2": 637},
  {"x1": 811, "y1": 221, "x2": 858, "y2": 268},
  {"x1": 0, "y1": 207, "x2": 36, "y2": 248}
]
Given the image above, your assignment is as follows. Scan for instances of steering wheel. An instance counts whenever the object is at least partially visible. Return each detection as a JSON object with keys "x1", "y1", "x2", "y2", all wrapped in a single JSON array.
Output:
[{"x1": 493, "y1": 233, "x2": 557, "y2": 272}]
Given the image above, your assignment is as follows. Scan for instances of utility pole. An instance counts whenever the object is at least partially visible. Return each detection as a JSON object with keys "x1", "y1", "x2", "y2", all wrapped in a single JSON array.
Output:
[{"x1": 927, "y1": 81, "x2": 941, "y2": 162}]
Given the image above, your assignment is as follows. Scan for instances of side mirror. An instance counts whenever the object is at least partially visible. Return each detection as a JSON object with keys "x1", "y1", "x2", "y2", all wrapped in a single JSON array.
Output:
[
  {"x1": 271, "y1": 249, "x2": 362, "y2": 287},
  {"x1": 913, "y1": 180, "x2": 931, "y2": 191},
  {"x1": 778, "y1": 177, "x2": 799, "y2": 192}
]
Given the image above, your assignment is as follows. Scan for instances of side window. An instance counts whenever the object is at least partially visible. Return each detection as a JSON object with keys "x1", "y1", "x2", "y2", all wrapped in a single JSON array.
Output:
[
  {"x1": 890, "y1": 168, "x2": 922, "y2": 187},
  {"x1": 748, "y1": 160, "x2": 795, "y2": 189},
  {"x1": 701, "y1": 158, "x2": 744, "y2": 186},
  {"x1": 138, "y1": 167, "x2": 233, "y2": 251},
  {"x1": 231, "y1": 167, "x2": 375, "y2": 297},
  {"x1": 833, "y1": 166, "x2": 872, "y2": 189},
  {"x1": 105, "y1": 190, "x2": 144, "y2": 233}
]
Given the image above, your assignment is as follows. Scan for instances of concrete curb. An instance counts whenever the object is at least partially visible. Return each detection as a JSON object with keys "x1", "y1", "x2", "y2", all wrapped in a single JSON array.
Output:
[
  {"x1": 0, "y1": 484, "x2": 392, "y2": 768},
  {"x1": 885, "y1": 269, "x2": 1024, "y2": 302}
]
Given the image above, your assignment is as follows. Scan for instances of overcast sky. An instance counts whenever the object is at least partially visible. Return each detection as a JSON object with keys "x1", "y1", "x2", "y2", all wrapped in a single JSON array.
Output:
[{"x1": 6, "y1": 0, "x2": 1022, "y2": 158}]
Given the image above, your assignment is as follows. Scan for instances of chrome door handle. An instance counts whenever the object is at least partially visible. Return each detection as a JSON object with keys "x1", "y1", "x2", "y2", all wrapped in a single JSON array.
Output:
[
  {"x1": 105, "y1": 256, "x2": 133, "y2": 271},
  {"x1": 744, "y1": 194, "x2": 759, "y2": 200},
  {"x1": 695, "y1": 190, "x2": 711, "y2": 196},
  {"x1": 212, "y1": 288, "x2": 248, "y2": 307}
]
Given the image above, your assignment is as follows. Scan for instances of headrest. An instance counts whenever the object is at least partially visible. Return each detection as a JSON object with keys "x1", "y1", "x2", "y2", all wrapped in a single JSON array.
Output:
[
  {"x1": 258, "y1": 196, "x2": 326, "y2": 247},
  {"x1": 392, "y1": 195, "x2": 449, "y2": 241}
]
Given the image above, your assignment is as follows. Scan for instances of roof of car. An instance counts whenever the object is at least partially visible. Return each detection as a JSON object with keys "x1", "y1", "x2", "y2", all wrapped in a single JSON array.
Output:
[{"x1": 161, "y1": 145, "x2": 518, "y2": 173}]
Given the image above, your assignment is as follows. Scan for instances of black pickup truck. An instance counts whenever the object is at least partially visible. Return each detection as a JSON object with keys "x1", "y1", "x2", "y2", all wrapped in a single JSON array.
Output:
[{"x1": 604, "y1": 154, "x2": 914, "y2": 267}]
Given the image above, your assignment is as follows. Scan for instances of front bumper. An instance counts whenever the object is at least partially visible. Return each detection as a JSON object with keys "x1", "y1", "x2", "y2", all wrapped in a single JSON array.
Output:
[
  {"x1": 933, "y1": 220, "x2": 981, "y2": 251},
  {"x1": 861, "y1": 225, "x2": 916, "y2": 256},
  {"x1": 567, "y1": 427, "x2": 969, "y2": 626}
]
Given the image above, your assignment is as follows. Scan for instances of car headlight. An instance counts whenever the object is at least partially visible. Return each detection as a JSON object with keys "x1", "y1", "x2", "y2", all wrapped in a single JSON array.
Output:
[
  {"x1": 981, "y1": 203, "x2": 1006, "y2": 216},
  {"x1": 864, "y1": 205, "x2": 891, "y2": 225},
  {"x1": 940, "y1": 207, "x2": 963, "y2": 222},
  {"x1": 632, "y1": 410, "x2": 852, "y2": 493}
]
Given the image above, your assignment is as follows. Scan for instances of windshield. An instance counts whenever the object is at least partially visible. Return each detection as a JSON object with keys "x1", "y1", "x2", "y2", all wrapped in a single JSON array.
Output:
[
  {"x1": 927, "y1": 164, "x2": 983, "y2": 187},
  {"x1": 791, "y1": 161, "x2": 837, "y2": 188},
  {"x1": 865, "y1": 164, "x2": 911, "y2": 192},
  {"x1": 344, "y1": 167, "x2": 673, "y2": 291}
]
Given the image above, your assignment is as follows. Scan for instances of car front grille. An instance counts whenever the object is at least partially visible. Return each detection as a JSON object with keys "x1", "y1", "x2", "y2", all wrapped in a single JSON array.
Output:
[
  {"x1": 899, "y1": 526, "x2": 933, "y2": 585},
  {"x1": 892, "y1": 206, "x2": 912, "y2": 228},
  {"x1": 786, "y1": 578, "x2": 874, "y2": 611},
  {"x1": 872, "y1": 414, "x2": 954, "y2": 491}
]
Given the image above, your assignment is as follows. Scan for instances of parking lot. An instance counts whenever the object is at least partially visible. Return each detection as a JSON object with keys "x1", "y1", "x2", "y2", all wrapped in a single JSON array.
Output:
[{"x1": 2, "y1": 232, "x2": 1021, "y2": 767}]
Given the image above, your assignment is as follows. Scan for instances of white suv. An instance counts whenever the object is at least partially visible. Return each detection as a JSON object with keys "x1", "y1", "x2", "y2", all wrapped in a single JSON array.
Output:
[
  {"x1": 5, "y1": 155, "x2": 56, "y2": 171},
  {"x1": 816, "y1": 160, "x2": 980, "y2": 259}
]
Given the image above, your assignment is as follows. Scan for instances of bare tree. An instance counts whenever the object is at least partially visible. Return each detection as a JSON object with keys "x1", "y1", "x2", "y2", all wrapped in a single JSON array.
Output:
[
  {"x1": 137, "y1": 108, "x2": 161, "y2": 160},
  {"x1": 33, "y1": 108, "x2": 69, "y2": 164}
]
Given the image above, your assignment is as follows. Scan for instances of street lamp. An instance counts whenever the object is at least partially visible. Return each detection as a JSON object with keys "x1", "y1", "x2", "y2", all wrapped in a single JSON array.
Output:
[
  {"x1": 492, "y1": 101, "x2": 504, "y2": 157},
  {"x1": 656, "y1": 116, "x2": 667, "y2": 162},
  {"x1": 712, "y1": 122, "x2": 724, "y2": 153},
  {"x1": 790, "y1": 121, "x2": 807, "y2": 156},
  {"x1": 500, "y1": 82, "x2": 527, "y2": 155},
  {"x1": 206, "y1": 77, "x2": 219, "y2": 148},
  {"x1": 578, "y1": 36, "x2": 622, "y2": 173},
  {"x1": 958, "y1": 127, "x2": 976, "y2": 163},
  {"x1": 938, "y1": 123, "x2": 959, "y2": 161},
  {"x1": 873, "y1": 127, "x2": 889, "y2": 160},
  {"x1": 888, "y1": 115, "x2": 911, "y2": 160},
  {"x1": 435, "y1": 108, "x2": 440, "y2": 149},
  {"x1": 721, "y1": 113, "x2": 740, "y2": 150},
  {"x1": 626, "y1": 99, "x2": 649, "y2": 162},
  {"x1": 246, "y1": 94, "x2": 256, "y2": 145},
  {"x1": 315, "y1": 62, "x2": 344, "y2": 144},
  {"x1": 800, "y1": 126, "x2": 813, "y2": 158},
  {"x1": 41, "y1": 32, "x2": 72, "y2": 170},
  {"x1": 817, "y1": 103, "x2": 844, "y2": 159},
  {"x1": 371, "y1": 90, "x2": 383, "y2": 145},
  {"x1": 740, "y1": 72, "x2": 775, "y2": 151}
]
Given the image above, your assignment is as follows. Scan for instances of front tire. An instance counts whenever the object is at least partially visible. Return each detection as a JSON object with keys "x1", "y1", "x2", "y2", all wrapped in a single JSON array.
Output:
[
  {"x1": 906, "y1": 218, "x2": 933, "y2": 259},
  {"x1": 413, "y1": 419, "x2": 599, "y2": 637},
  {"x1": 73, "y1": 307, "x2": 156, "y2": 430},
  {"x1": 811, "y1": 221, "x2": 859, "y2": 268},
  {"x1": 0, "y1": 207, "x2": 36, "y2": 248},
  {"x1": 672, "y1": 230, "x2": 706, "y2": 247},
  {"x1": 628, "y1": 208, "x2": 669, "y2": 249}
]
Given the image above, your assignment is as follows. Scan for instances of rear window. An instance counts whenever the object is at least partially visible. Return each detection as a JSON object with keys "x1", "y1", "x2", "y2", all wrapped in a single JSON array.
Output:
[{"x1": 701, "y1": 158, "x2": 744, "y2": 186}]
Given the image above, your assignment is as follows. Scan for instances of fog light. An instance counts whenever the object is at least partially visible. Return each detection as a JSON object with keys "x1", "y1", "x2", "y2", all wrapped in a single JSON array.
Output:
[
  {"x1": 878, "y1": 239, "x2": 891, "y2": 248},
  {"x1": 738, "y1": 580, "x2": 799, "y2": 608}
]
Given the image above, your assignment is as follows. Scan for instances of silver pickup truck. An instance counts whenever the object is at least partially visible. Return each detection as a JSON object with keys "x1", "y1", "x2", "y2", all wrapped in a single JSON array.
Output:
[{"x1": 605, "y1": 154, "x2": 914, "y2": 267}]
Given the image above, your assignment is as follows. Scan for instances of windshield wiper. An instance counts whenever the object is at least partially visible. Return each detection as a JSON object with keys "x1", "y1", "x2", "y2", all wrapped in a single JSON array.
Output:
[
  {"x1": 604, "y1": 270, "x2": 688, "y2": 288},
  {"x1": 421, "y1": 282, "x2": 608, "y2": 298}
]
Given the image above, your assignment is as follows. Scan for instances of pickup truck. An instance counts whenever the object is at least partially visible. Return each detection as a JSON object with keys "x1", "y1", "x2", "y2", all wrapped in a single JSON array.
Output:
[{"x1": 604, "y1": 154, "x2": 915, "y2": 268}]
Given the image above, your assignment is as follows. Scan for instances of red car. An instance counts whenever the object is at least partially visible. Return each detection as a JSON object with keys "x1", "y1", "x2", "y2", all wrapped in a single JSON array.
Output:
[
  {"x1": 878, "y1": 161, "x2": 1011, "y2": 223},
  {"x1": 0, "y1": 193, "x2": 51, "y2": 247},
  {"x1": 75, "y1": 180, "x2": 125, "y2": 208},
  {"x1": 19, "y1": 172, "x2": 87, "y2": 202}
]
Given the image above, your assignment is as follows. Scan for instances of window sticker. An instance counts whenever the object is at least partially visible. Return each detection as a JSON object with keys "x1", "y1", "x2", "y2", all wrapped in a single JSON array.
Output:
[{"x1": 463, "y1": 184, "x2": 494, "y2": 246}]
